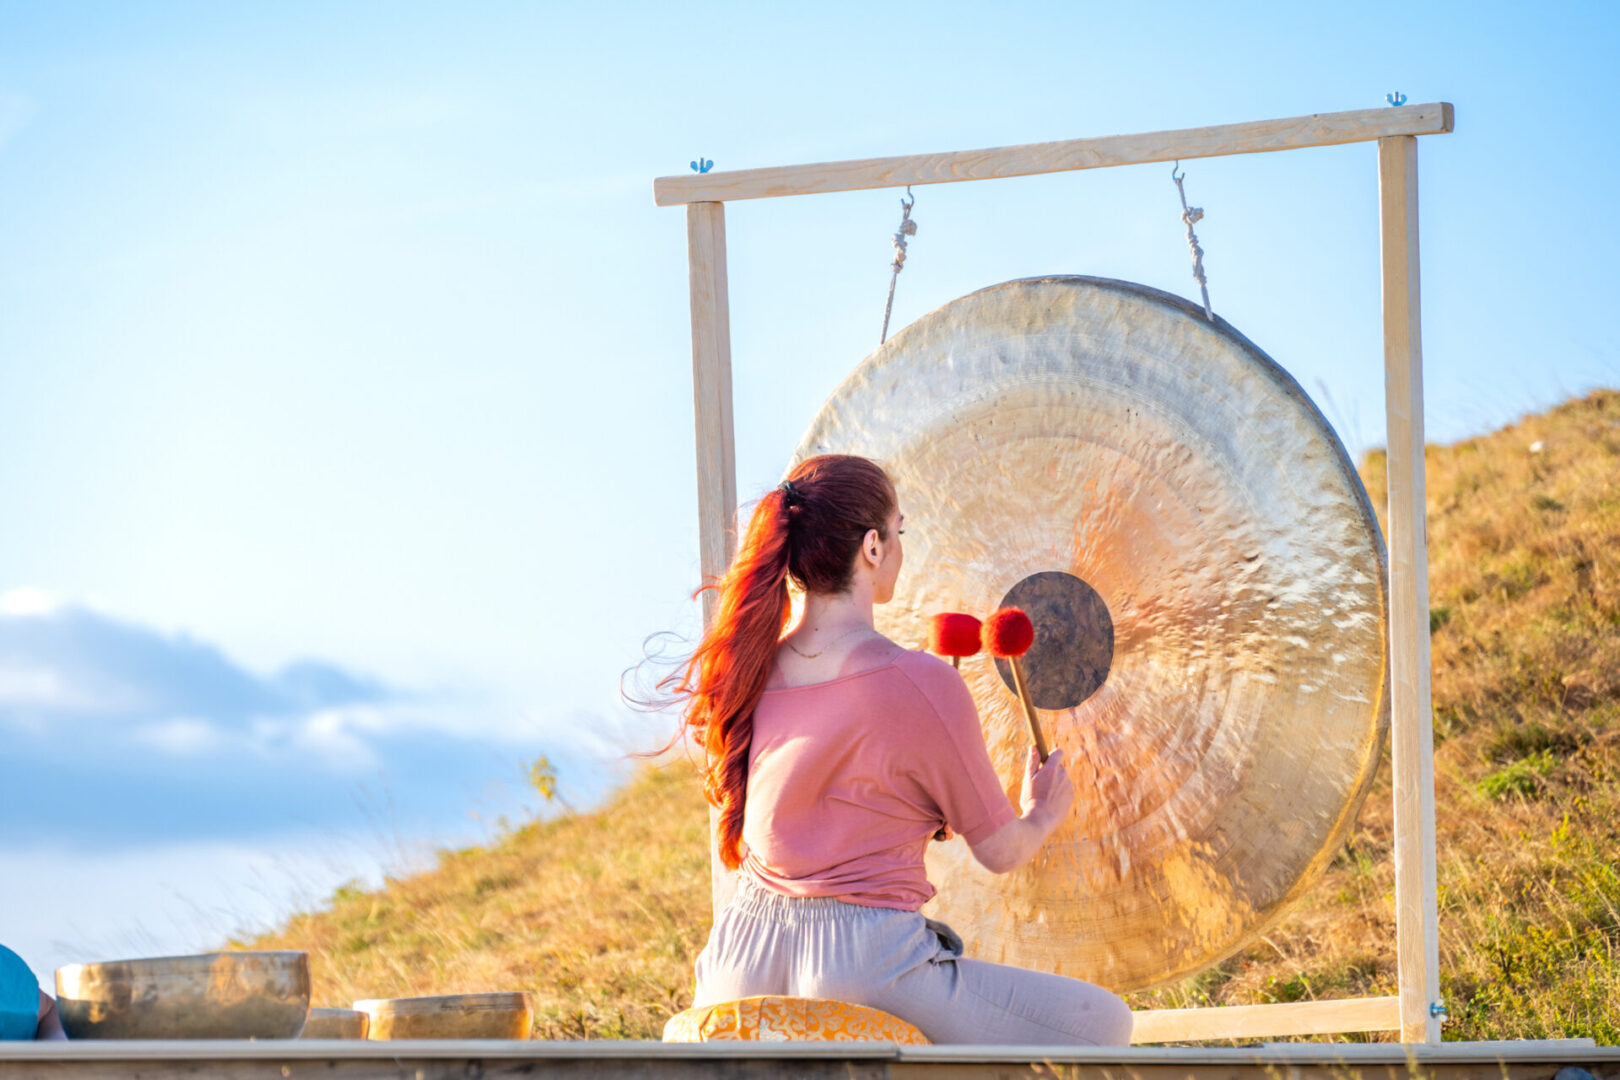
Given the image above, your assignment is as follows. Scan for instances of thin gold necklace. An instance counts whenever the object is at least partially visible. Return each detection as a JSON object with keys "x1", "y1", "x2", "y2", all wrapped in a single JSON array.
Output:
[{"x1": 785, "y1": 624, "x2": 871, "y2": 659}]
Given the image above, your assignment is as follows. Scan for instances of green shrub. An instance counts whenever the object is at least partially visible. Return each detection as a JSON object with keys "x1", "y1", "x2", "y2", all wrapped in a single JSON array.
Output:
[{"x1": 1478, "y1": 751, "x2": 1556, "y2": 800}]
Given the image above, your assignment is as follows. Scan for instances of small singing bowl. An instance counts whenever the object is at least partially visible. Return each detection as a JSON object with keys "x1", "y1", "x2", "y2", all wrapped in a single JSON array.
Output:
[
  {"x1": 55, "y1": 951, "x2": 310, "y2": 1040},
  {"x1": 299, "y1": 1007, "x2": 369, "y2": 1039},
  {"x1": 355, "y1": 993, "x2": 533, "y2": 1040}
]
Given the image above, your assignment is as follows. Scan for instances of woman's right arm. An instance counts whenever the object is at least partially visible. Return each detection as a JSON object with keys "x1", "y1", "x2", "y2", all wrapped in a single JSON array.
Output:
[{"x1": 968, "y1": 747, "x2": 1074, "y2": 874}]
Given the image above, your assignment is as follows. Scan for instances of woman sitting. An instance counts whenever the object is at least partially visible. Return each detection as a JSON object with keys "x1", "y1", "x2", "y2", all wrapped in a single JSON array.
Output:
[{"x1": 662, "y1": 453, "x2": 1132, "y2": 1046}]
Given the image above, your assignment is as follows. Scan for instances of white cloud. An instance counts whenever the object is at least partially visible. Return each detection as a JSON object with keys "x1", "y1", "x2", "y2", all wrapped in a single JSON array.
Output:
[
  {"x1": 0, "y1": 599, "x2": 386, "y2": 721},
  {"x1": 0, "y1": 586, "x2": 61, "y2": 616},
  {"x1": 0, "y1": 597, "x2": 629, "y2": 856},
  {"x1": 291, "y1": 707, "x2": 382, "y2": 771},
  {"x1": 0, "y1": 663, "x2": 69, "y2": 706},
  {"x1": 134, "y1": 717, "x2": 223, "y2": 754}
]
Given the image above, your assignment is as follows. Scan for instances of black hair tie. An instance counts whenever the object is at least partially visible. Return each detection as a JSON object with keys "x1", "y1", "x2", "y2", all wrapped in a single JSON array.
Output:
[{"x1": 779, "y1": 480, "x2": 801, "y2": 508}]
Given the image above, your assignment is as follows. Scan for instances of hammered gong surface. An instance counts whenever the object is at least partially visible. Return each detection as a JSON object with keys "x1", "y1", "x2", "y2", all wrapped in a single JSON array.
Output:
[{"x1": 791, "y1": 276, "x2": 1388, "y2": 991}]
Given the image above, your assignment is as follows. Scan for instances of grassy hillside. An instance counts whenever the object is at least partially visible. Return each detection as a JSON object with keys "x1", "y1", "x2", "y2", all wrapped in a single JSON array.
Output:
[
  {"x1": 246, "y1": 764, "x2": 710, "y2": 1039},
  {"x1": 249, "y1": 389, "x2": 1620, "y2": 1042}
]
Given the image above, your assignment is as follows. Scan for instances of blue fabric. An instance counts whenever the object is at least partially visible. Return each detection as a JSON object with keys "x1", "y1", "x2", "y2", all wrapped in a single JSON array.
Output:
[{"x1": 0, "y1": 946, "x2": 39, "y2": 1040}]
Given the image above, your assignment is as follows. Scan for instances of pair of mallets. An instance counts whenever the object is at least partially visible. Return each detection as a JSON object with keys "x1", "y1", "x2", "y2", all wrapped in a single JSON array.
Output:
[{"x1": 929, "y1": 609, "x2": 1049, "y2": 762}]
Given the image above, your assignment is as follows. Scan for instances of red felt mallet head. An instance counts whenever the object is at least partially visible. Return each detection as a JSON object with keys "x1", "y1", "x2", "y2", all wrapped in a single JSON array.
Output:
[
  {"x1": 982, "y1": 607, "x2": 1035, "y2": 658},
  {"x1": 983, "y1": 607, "x2": 1048, "y2": 760},
  {"x1": 928, "y1": 613, "x2": 983, "y2": 659}
]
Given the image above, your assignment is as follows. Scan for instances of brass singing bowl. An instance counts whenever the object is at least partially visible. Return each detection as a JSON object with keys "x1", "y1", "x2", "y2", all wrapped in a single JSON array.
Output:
[
  {"x1": 793, "y1": 276, "x2": 1389, "y2": 991},
  {"x1": 54, "y1": 951, "x2": 310, "y2": 1039},
  {"x1": 355, "y1": 993, "x2": 534, "y2": 1040},
  {"x1": 300, "y1": 1007, "x2": 369, "y2": 1039}
]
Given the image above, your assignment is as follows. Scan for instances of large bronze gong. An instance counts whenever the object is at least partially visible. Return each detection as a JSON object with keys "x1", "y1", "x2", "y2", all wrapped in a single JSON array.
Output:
[{"x1": 791, "y1": 276, "x2": 1388, "y2": 991}]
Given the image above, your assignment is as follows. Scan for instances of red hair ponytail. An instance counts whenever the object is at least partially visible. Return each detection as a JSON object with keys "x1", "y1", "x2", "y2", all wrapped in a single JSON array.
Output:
[{"x1": 665, "y1": 454, "x2": 895, "y2": 869}]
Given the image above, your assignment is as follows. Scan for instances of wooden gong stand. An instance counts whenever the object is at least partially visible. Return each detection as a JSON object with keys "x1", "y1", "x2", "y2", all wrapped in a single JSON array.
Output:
[{"x1": 652, "y1": 102, "x2": 1454, "y2": 1045}]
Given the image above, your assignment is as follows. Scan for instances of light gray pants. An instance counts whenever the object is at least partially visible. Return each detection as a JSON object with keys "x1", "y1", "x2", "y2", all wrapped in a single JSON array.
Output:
[{"x1": 693, "y1": 876, "x2": 1133, "y2": 1046}]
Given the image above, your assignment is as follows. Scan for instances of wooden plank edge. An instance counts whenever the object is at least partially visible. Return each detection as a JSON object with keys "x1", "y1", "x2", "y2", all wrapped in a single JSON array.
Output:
[
  {"x1": 899, "y1": 1042, "x2": 1620, "y2": 1064},
  {"x1": 1128, "y1": 996, "x2": 1401, "y2": 1044},
  {"x1": 653, "y1": 103, "x2": 1454, "y2": 205},
  {"x1": 2, "y1": 1039, "x2": 1614, "y2": 1065},
  {"x1": 0, "y1": 1040, "x2": 902, "y2": 1061}
]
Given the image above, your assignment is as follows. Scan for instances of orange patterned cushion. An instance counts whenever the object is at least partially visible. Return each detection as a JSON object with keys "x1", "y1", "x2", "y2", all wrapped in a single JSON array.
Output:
[{"x1": 662, "y1": 996, "x2": 930, "y2": 1045}]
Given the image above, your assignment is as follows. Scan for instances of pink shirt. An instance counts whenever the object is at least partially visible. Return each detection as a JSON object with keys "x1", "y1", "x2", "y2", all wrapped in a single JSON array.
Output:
[{"x1": 739, "y1": 648, "x2": 1017, "y2": 910}]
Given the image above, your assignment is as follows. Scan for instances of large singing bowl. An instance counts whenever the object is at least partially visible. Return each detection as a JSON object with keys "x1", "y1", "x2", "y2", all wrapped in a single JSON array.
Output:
[
  {"x1": 54, "y1": 951, "x2": 310, "y2": 1039},
  {"x1": 792, "y1": 276, "x2": 1389, "y2": 991}
]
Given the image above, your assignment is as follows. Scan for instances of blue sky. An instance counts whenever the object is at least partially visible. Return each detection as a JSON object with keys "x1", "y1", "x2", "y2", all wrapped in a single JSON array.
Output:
[{"x1": 1, "y1": 1, "x2": 1616, "y2": 981}]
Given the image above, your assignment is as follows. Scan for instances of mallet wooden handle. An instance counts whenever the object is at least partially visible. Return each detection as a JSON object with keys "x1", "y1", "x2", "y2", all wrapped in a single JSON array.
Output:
[{"x1": 1007, "y1": 655, "x2": 1049, "y2": 762}]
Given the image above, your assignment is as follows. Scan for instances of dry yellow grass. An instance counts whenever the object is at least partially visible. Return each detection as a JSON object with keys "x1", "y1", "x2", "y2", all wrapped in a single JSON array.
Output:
[
  {"x1": 246, "y1": 765, "x2": 711, "y2": 1039},
  {"x1": 250, "y1": 389, "x2": 1620, "y2": 1042}
]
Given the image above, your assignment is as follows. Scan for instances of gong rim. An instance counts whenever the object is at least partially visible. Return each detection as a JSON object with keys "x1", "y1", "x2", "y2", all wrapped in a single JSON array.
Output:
[{"x1": 792, "y1": 276, "x2": 1389, "y2": 991}]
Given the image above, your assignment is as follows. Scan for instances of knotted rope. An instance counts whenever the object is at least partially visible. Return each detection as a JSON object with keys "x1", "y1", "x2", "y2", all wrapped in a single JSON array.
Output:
[
  {"x1": 879, "y1": 187, "x2": 918, "y2": 344},
  {"x1": 1172, "y1": 162, "x2": 1213, "y2": 322}
]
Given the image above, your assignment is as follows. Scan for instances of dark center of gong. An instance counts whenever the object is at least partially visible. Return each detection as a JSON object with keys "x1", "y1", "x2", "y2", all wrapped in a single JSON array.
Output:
[{"x1": 994, "y1": 571, "x2": 1114, "y2": 710}]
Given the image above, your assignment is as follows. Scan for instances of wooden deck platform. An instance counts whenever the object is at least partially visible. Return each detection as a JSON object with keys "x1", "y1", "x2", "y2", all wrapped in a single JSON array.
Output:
[{"x1": 0, "y1": 1039, "x2": 1614, "y2": 1079}]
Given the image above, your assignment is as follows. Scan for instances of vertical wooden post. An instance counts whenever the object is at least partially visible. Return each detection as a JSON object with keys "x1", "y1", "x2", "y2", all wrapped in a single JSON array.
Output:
[
  {"x1": 1379, "y1": 134, "x2": 1442, "y2": 1045},
  {"x1": 686, "y1": 201, "x2": 740, "y2": 919},
  {"x1": 686, "y1": 201, "x2": 739, "y2": 623}
]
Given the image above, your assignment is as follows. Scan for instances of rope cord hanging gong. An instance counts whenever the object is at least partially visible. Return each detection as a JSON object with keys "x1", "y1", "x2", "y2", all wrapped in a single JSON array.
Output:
[
  {"x1": 879, "y1": 187, "x2": 918, "y2": 344},
  {"x1": 1171, "y1": 162, "x2": 1214, "y2": 321}
]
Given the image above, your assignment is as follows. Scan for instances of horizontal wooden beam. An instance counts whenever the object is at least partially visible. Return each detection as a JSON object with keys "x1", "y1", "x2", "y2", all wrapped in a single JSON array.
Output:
[
  {"x1": 0, "y1": 1040, "x2": 898, "y2": 1062},
  {"x1": 1128, "y1": 996, "x2": 1402, "y2": 1043},
  {"x1": 902, "y1": 1040, "x2": 1605, "y2": 1063},
  {"x1": 653, "y1": 103, "x2": 1453, "y2": 206},
  {"x1": 4, "y1": 1037, "x2": 1616, "y2": 1080}
]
